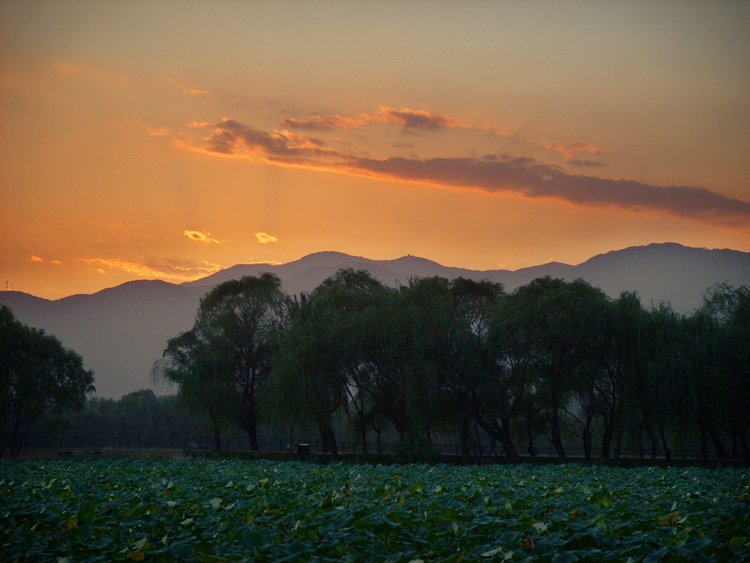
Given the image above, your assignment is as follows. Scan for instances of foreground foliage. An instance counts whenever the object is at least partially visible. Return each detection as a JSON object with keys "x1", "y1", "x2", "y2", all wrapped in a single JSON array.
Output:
[{"x1": 1, "y1": 460, "x2": 748, "y2": 562}]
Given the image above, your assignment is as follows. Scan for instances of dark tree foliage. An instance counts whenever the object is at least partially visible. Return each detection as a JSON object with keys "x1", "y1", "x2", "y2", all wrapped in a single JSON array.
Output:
[
  {"x1": 701, "y1": 284, "x2": 750, "y2": 460},
  {"x1": 365, "y1": 277, "x2": 456, "y2": 452},
  {"x1": 269, "y1": 269, "x2": 389, "y2": 456},
  {"x1": 140, "y1": 269, "x2": 748, "y2": 463},
  {"x1": 595, "y1": 292, "x2": 649, "y2": 459},
  {"x1": 42, "y1": 390, "x2": 208, "y2": 450},
  {"x1": 445, "y1": 279, "x2": 509, "y2": 457},
  {"x1": 486, "y1": 278, "x2": 612, "y2": 460},
  {"x1": 0, "y1": 305, "x2": 94, "y2": 458},
  {"x1": 155, "y1": 273, "x2": 289, "y2": 451}
]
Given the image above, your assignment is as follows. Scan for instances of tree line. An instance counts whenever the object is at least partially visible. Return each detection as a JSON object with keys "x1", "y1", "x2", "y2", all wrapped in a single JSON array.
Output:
[
  {"x1": 154, "y1": 271, "x2": 750, "y2": 463},
  {"x1": 1, "y1": 305, "x2": 94, "y2": 458}
]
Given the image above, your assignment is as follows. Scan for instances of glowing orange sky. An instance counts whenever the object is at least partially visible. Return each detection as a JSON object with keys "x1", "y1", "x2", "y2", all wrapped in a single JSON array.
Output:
[{"x1": 1, "y1": 2, "x2": 749, "y2": 299}]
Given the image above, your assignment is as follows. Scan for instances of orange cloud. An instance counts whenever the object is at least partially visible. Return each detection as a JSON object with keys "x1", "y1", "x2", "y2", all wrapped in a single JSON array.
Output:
[
  {"x1": 273, "y1": 129, "x2": 325, "y2": 147},
  {"x1": 28, "y1": 255, "x2": 43, "y2": 262},
  {"x1": 51, "y1": 260, "x2": 62, "y2": 265},
  {"x1": 78, "y1": 257, "x2": 223, "y2": 281},
  {"x1": 279, "y1": 106, "x2": 464, "y2": 133},
  {"x1": 167, "y1": 77, "x2": 212, "y2": 96},
  {"x1": 569, "y1": 142, "x2": 607, "y2": 154},
  {"x1": 185, "y1": 87, "x2": 211, "y2": 96},
  {"x1": 280, "y1": 114, "x2": 368, "y2": 131},
  {"x1": 538, "y1": 140, "x2": 608, "y2": 167},
  {"x1": 197, "y1": 118, "x2": 340, "y2": 160},
  {"x1": 187, "y1": 121, "x2": 212, "y2": 128},
  {"x1": 481, "y1": 127, "x2": 510, "y2": 136},
  {"x1": 376, "y1": 107, "x2": 464, "y2": 131},
  {"x1": 173, "y1": 118, "x2": 750, "y2": 226},
  {"x1": 255, "y1": 232, "x2": 278, "y2": 244},
  {"x1": 147, "y1": 127, "x2": 170, "y2": 137},
  {"x1": 184, "y1": 230, "x2": 223, "y2": 243}
]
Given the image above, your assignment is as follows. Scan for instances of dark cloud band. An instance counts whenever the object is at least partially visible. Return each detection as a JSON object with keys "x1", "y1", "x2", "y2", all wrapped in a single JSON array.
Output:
[
  {"x1": 341, "y1": 156, "x2": 750, "y2": 225},
  {"x1": 197, "y1": 120, "x2": 750, "y2": 226}
]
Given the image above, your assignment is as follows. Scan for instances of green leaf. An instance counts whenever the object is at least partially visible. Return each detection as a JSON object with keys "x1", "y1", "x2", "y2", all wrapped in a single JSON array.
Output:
[
  {"x1": 590, "y1": 489, "x2": 612, "y2": 509},
  {"x1": 133, "y1": 538, "x2": 148, "y2": 551}
]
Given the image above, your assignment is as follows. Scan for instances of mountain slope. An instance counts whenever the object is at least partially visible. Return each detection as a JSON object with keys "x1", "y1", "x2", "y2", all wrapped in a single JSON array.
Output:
[{"x1": 1, "y1": 243, "x2": 748, "y2": 398}]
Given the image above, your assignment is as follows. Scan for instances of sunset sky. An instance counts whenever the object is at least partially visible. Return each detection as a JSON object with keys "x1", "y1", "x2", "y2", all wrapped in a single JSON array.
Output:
[{"x1": 2, "y1": 1, "x2": 749, "y2": 300}]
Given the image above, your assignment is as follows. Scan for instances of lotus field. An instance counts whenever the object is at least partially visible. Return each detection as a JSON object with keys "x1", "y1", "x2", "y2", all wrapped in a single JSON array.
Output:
[{"x1": 1, "y1": 460, "x2": 748, "y2": 562}]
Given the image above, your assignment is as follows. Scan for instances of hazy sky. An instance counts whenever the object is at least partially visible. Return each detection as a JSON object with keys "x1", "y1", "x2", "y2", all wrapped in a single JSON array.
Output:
[{"x1": 2, "y1": 1, "x2": 749, "y2": 299}]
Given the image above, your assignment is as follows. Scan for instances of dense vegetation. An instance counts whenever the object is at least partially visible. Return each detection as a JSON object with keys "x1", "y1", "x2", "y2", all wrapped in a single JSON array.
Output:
[
  {"x1": 153, "y1": 271, "x2": 749, "y2": 463},
  {"x1": 2, "y1": 271, "x2": 748, "y2": 462},
  {"x1": 1, "y1": 460, "x2": 747, "y2": 562},
  {"x1": 0, "y1": 306, "x2": 94, "y2": 459}
]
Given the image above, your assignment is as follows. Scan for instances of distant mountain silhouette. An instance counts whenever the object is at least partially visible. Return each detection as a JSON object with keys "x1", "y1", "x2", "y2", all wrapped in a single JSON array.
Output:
[{"x1": 2, "y1": 243, "x2": 748, "y2": 398}]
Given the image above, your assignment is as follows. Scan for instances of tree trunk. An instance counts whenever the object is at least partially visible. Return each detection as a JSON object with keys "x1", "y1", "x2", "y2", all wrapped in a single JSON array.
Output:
[
  {"x1": 548, "y1": 408, "x2": 567, "y2": 460},
  {"x1": 241, "y1": 416, "x2": 259, "y2": 451},
  {"x1": 582, "y1": 411, "x2": 595, "y2": 461},
  {"x1": 601, "y1": 420, "x2": 615, "y2": 459},
  {"x1": 474, "y1": 420, "x2": 483, "y2": 457},
  {"x1": 327, "y1": 425, "x2": 338, "y2": 457},
  {"x1": 318, "y1": 420, "x2": 338, "y2": 457},
  {"x1": 360, "y1": 422, "x2": 368, "y2": 455},
  {"x1": 527, "y1": 426, "x2": 536, "y2": 457},
  {"x1": 460, "y1": 416, "x2": 471, "y2": 456},
  {"x1": 474, "y1": 414, "x2": 520, "y2": 464},
  {"x1": 707, "y1": 423, "x2": 727, "y2": 460},
  {"x1": 647, "y1": 423, "x2": 659, "y2": 459},
  {"x1": 10, "y1": 409, "x2": 28, "y2": 460},
  {"x1": 660, "y1": 426, "x2": 672, "y2": 461},
  {"x1": 318, "y1": 420, "x2": 330, "y2": 453},
  {"x1": 213, "y1": 422, "x2": 222, "y2": 452}
]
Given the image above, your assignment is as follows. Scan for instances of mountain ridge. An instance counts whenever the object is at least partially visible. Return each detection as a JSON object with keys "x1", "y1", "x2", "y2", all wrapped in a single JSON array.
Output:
[{"x1": 1, "y1": 242, "x2": 748, "y2": 399}]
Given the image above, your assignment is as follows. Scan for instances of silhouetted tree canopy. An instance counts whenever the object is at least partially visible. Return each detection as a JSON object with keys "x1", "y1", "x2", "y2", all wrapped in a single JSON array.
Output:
[
  {"x1": 148, "y1": 272, "x2": 750, "y2": 463},
  {"x1": 0, "y1": 305, "x2": 94, "y2": 458},
  {"x1": 155, "y1": 273, "x2": 289, "y2": 451}
]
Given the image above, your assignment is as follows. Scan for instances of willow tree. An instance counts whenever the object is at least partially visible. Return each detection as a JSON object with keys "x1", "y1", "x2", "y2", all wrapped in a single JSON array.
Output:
[
  {"x1": 592, "y1": 292, "x2": 647, "y2": 458},
  {"x1": 699, "y1": 283, "x2": 750, "y2": 460},
  {"x1": 447, "y1": 278, "x2": 506, "y2": 456},
  {"x1": 156, "y1": 273, "x2": 289, "y2": 451},
  {"x1": 361, "y1": 276, "x2": 458, "y2": 453},
  {"x1": 270, "y1": 269, "x2": 389, "y2": 455},
  {"x1": 490, "y1": 277, "x2": 611, "y2": 460}
]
